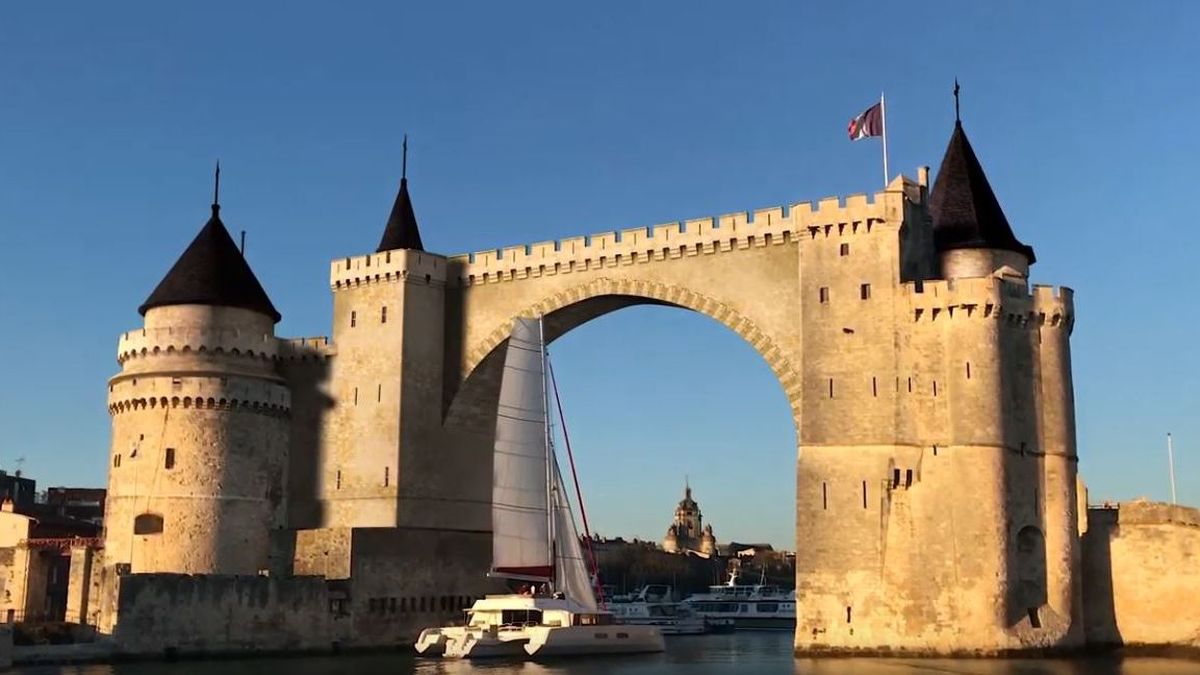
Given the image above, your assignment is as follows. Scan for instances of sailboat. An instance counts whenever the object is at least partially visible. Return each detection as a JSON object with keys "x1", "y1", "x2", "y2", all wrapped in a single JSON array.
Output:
[{"x1": 414, "y1": 317, "x2": 665, "y2": 659}]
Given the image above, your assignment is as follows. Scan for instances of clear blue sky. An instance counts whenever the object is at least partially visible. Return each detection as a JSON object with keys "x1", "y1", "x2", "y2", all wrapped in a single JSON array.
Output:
[{"x1": 2, "y1": 2, "x2": 1197, "y2": 548}]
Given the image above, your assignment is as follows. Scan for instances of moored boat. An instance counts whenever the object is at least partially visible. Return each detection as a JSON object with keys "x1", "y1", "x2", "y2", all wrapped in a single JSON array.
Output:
[{"x1": 415, "y1": 317, "x2": 664, "y2": 659}]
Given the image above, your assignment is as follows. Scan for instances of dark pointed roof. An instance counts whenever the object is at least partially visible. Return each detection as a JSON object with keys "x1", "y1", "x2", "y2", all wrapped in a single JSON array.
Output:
[
  {"x1": 138, "y1": 204, "x2": 281, "y2": 322},
  {"x1": 376, "y1": 177, "x2": 425, "y2": 252},
  {"x1": 930, "y1": 122, "x2": 1035, "y2": 264}
]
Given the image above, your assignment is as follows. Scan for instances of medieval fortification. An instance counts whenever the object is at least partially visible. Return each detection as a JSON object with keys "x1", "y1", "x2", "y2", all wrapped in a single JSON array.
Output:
[{"x1": 56, "y1": 118, "x2": 1197, "y2": 656}]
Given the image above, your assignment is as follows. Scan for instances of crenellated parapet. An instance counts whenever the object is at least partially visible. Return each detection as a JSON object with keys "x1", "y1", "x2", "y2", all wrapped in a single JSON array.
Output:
[
  {"x1": 329, "y1": 248, "x2": 446, "y2": 290},
  {"x1": 117, "y1": 326, "x2": 279, "y2": 364},
  {"x1": 901, "y1": 276, "x2": 1074, "y2": 329},
  {"x1": 107, "y1": 374, "x2": 290, "y2": 417},
  {"x1": 443, "y1": 182, "x2": 916, "y2": 288},
  {"x1": 279, "y1": 336, "x2": 335, "y2": 361}
]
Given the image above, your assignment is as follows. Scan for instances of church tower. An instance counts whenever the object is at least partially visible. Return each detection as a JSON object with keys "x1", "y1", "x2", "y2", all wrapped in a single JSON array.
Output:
[{"x1": 104, "y1": 170, "x2": 289, "y2": 575}]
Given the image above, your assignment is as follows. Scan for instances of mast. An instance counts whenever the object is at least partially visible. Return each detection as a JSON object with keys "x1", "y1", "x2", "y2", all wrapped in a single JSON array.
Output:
[{"x1": 539, "y1": 316, "x2": 555, "y2": 591}]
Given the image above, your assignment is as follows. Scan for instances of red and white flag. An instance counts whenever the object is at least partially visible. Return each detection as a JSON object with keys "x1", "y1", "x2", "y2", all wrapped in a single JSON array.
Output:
[{"x1": 848, "y1": 102, "x2": 884, "y2": 140}]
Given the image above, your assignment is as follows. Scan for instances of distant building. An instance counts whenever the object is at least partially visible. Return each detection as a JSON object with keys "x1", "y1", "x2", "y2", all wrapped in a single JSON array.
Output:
[
  {"x1": 661, "y1": 482, "x2": 717, "y2": 557},
  {"x1": 0, "y1": 471, "x2": 36, "y2": 513},
  {"x1": 45, "y1": 487, "x2": 107, "y2": 526}
]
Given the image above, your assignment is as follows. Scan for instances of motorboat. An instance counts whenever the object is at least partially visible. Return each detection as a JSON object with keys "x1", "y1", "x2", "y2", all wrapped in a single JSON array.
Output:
[{"x1": 679, "y1": 569, "x2": 796, "y2": 631}]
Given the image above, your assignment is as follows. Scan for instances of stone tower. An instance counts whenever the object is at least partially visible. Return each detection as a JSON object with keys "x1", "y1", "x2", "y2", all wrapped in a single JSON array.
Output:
[
  {"x1": 103, "y1": 182, "x2": 289, "y2": 575},
  {"x1": 662, "y1": 481, "x2": 713, "y2": 554},
  {"x1": 318, "y1": 147, "x2": 453, "y2": 530}
]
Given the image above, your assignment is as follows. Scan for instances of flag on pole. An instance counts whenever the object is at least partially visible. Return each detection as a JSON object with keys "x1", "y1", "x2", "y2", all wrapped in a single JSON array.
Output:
[{"x1": 848, "y1": 102, "x2": 884, "y2": 140}]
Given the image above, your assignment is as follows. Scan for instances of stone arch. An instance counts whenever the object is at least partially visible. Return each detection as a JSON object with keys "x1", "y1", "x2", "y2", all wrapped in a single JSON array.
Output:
[
  {"x1": 457, "y1": 276, "x2": 801, "y2": 424},
  {"x1": 134, "y1": 512, "x2": 164, "y2": 535}
]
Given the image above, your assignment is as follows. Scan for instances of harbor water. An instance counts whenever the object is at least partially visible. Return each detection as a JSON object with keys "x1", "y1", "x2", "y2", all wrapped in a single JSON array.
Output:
[{"x1": 12, "y1": 632, "x2": 1200, "y2": 675}]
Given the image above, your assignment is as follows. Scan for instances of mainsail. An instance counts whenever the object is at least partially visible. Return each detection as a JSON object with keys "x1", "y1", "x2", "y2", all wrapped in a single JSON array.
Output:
[{"x1": 490, "y1": 317, "x2": 552, "y2": 580}]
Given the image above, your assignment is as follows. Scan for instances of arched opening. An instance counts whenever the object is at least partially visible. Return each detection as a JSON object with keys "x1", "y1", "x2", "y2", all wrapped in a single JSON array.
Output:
[
  {"x1": 444, "y1": 284, "x2": 799, "y2": 598},
  {"x1": 134, "y1": 513, "x2": 165, "y2": 535},
  {"x1": 1016, "y1": 525, "x2": 1048, "y2": 627}
]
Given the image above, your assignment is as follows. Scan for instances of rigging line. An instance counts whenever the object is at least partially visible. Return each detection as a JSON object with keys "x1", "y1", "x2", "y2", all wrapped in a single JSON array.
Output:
[{"x1": 546, "y1": 356, "x2": 605, "y2": 609}]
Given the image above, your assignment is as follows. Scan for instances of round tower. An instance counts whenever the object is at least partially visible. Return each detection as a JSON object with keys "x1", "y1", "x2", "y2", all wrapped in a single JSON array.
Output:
[{"x1": 104, "y1": 179, "x2": 289, "y2": 575}]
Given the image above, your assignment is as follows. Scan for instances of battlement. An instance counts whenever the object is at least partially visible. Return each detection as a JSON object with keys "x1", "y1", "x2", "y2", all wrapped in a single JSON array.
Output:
[
  {"x1": 443, "y1": 180, "x2": 918, "y2": 287},
  {"x1": 107, "y1": 374, "x2": 290, "y2": 417},
  {"x1": 330, "y1": 248, "x2": 447, "y2": 290},
  {"x1": 903, "y1": 277, "x2": 1074, "y2": 327},
  {"x1": 117, "y1": 327, "x2": 279, "y2": 364},
  {"x1": 279, "y1": 336, "x2": 334, "y2": 361}
]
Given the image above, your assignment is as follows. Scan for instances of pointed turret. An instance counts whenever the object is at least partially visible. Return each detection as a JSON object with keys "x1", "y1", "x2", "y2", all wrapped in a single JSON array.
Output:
[
  {"x1": 376, "y1": 135, "x2": 425, "y2": 252},
  {"x1": 930, "y1": 122, "x2": 1035, "y2": 264},
  {"x1": 139, "y1": 168, "x2": 281, "y2": 322}
]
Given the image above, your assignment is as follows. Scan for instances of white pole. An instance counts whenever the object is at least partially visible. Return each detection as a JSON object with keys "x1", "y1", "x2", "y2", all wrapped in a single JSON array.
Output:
[
  {"x1": 1168, "y1": 432, "x2": 1177, "y2": 505},
  {"x1": 880, "y1": 92, "x2": 890, "y2": 188}
]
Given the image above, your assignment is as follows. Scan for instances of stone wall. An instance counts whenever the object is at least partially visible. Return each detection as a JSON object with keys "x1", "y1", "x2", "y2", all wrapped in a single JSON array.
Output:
[
  {"x1": 1082, "y1": 501, "x2": 1200, "y2": 649},
  {"x1": 108, "y1": 574, "x2": 343, "y2": 656}
]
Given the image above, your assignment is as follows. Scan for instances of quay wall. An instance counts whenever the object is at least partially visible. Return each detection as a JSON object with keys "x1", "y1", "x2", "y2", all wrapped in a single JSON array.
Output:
[{"x1": 1082, "y1": 501, "x2": 1200, "y2": 650}]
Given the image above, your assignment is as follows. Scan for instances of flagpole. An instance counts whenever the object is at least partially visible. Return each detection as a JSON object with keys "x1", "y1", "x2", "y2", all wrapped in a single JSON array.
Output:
[
  {"x1": 1167, "y1": 432, "x2": 1177, "y2": 505},
  {"x1": 880, "y1": 92, "x2": 889, "y2": 188}
]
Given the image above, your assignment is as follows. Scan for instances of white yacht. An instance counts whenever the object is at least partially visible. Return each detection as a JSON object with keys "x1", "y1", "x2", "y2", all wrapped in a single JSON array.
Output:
[
  {"x1": 414, "y1": 317, "x2": 665, "y2": 659},
  {"x1": 606, "y1": 585, "x2": 708, "y2": 635},
  {"x1": 679, "y1": 570, "x2": 796, "y2": 631}
]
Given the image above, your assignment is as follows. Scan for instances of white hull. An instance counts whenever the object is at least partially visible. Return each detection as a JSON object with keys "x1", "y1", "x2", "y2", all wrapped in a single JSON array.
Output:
[
  {"x1": 415, "y1": 625, "x2": 530, "y2": 659},
  {"x1": 523, "y1": 624, "x2": 664, "y2": 656}
]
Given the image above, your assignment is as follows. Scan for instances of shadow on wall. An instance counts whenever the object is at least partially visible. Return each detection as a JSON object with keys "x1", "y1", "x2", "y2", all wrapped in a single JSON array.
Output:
[
  {"x1": 281, "y1": 351, "x2": 334, "y2": 534},
  {"x1": 1080, "y1": 507, "x2": 1121, "y2": 646}
]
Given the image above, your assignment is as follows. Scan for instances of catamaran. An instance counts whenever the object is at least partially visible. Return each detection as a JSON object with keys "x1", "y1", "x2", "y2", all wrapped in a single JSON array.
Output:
[{"x1": 414, "y1": 317, "x2": 664, "y2": 659}]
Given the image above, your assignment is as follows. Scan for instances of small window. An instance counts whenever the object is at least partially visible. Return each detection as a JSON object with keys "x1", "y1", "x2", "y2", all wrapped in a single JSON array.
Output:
[
  {"x1": 164, "y1": 448, "x2": 176, "y2": 470},
  {"x1": 861, "y1": 481, "x2": 867, "y2": 509},
  {"x1": 381, "y1": 306, "x2": 387, "y2": 324},
  {"x1": 384, "y1": 466, "x2": 390, "y2": 487},
  {"x1": 966, "y1": 362, "x2": 972, "y2": 379},
  {"x1": 113, "y1": 454, "x2": 121, "y2": 468},
  {"x1": 872, "y1": 377, "x2": 878, "y2": 397},
  {"x1": 840, "y1": 243, "x2": 850, "y2": 256},
  {"x1": 377, "y1": 384, "x2": 382, "y2": 402},
  {"x1": 822, "y1": 482, "x2": 828, "y2": 510},
  {"x1": 389, "y1": 597, "x2": 397, "y2": 614},
  {"x1": 336, "y1": 470, "x2": 342, "y2": 490},
  {"x1": 134, "y1": 513, "x2": 164, "y2": 535},
  {"x1": 828, "y1": 378, "x2": 834, "y2": 398},
  {"x1": 819, "y1": 287, "x2": 830, "y2": 303},
  {"x1": 350, "y1": 311, "x2": 357, "y2": 328},
  {"x1": 354, "y1": 387, "x2": 358, "y2": 405},
  {"x1": 860, "y1": 283, "x2": 871, "y2": 300}
]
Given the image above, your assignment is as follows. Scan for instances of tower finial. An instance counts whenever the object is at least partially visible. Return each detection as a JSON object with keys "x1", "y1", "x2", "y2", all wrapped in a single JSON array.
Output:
[
  {"x1": 953, "y1": 78, "x2": 961, "y2": 124},
  {"x1": 213, "y1": 160, "x2": 221, "y2": 215},
  {"x1": 402, "y1": 134, "x2": 408, "y2": 181}
]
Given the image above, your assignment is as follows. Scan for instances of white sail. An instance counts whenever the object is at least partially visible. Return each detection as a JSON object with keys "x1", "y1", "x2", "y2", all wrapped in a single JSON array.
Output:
[
  {"x1": 490, "y1": 317, "x2": 552, "y2": 580},
  {"x1": 551, "y1": 452, "x2": 599, "y2": 611}
]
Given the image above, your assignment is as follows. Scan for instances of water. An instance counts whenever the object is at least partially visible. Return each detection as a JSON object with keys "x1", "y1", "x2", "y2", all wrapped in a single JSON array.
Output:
[{"x1": 14, "y1": 633, "x2": 1200, "y2": 675}]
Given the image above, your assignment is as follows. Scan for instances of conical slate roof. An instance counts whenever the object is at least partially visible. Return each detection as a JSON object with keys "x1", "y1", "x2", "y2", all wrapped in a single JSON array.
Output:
[
  {"x1": 376, "y1": 177, "x2": 424, "y2": 252},
  {"x1": 138, "y1": 204, "x2": 281, "y2": 322},
  {"x1": 930, "y1": 122, "x2": 1035, "y2": 264}
]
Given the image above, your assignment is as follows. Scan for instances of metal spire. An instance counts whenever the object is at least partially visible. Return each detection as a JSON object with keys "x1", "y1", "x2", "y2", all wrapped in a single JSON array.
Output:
[
  {"x1": 953, "y1": 78, "x2": 961, "y2": 124},
  {"x1": 213, "y1": 160, "x2": 221, "y2": 215},
  {"x1": 402, "y1": 134, "x2": 408, "y2": 181}
]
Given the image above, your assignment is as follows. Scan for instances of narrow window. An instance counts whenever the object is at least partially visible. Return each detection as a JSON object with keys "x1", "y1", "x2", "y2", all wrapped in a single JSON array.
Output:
[
  {"x1": 892, "y1": 468, "x2": 901, "y2": 488},
  {"x1": 384, "y1": 466, "x2": 390, "y2": 487},
  {"x1": 966, "y1": 362, "x2": 972, "y2": 379},
  {"x1": 377, "y1": 384, "x2": 382, "y2": 402},
  {"x1": 862, "y1": 481, "x2": 868, "y2": 509},
  {"x1": 905, "y1": 469, "x2": 913, "y2": 488},
  {"x1": 350, "y1": 310, "x2": 356, "y2": 328},
  {"x1": 381, "y1": 306, "x2": 387, "y2": 324},
  {"x1": 354, "y1": 387, "x2": 359, "y2": 405},
  {"x1": 419, "y1": 596, "x2": 426, "y2": 612},
  {"x1": 860, "y1": 283, "x2": 871, "y2": 300},
  {"x1": 840, "y1": 243, "x2": 850, "y2": 256},
  {"x1": 933, "y1": 445, "x2": 939, "y2": 457},
  {"x1": 847, "y1": 606, "x2": 853, "y2": 624},
  {"x1": 336, "y1": 470, "x2": 342, "y2": 490},
  {"x1": 164, "y1": 448, "x2": 175, "y2": 470},
  {"x1": 819, "y1": 287, "x2": 830, "y2": 303},
  {"x1": 933, "y1": 381, "x2": 938, "y2": 396},
  {"x1": 907, "y1": 377, "x2": 913, "y2": 393},
  {"x1": 828, "y1": 378, "x2": 834, "y2": 398},
  {"x1": 113, "y1": 454, "x2": 121, "y2": 468},
  {"x1": 1028, "y1": 608, "x2": 1041, "y2": 628},
  {"x1": 872, "y1": 377, "x2": 878, "y2": 397},
  {"x1": 400, "y1": 597, "x2": 408, "y2": 612},
  {"x1": 822, "y1": 482, "x2": 828, "y2": 510},
  {"x1": 389, "y1": 597, "x2": 397, "y2": 614}
]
